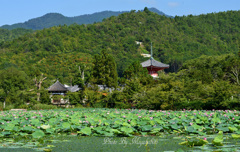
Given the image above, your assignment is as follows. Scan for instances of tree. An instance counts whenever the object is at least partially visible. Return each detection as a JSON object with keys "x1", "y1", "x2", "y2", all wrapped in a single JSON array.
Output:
[
  {"x1": 0, "y1": 67, "x2": 29, "y2": 108},
  {"x1": 123, "y1": 61, "x2": 153, "y2": 85},
  {"x1": 143, "y1": 7, "x2": 151, "y2": 14},
  {"x1": 92, "y1": 50, "x2": 118, "y2": 89},
  {"x1": 73, "y1": 64, "x2": 85, "y2": 89},
  {"x1": 34, "y1": 73, "x2": 47, "y2": 101},
  {"x1": 39, "y1": 89, "x2": 51, "y2": 104}
]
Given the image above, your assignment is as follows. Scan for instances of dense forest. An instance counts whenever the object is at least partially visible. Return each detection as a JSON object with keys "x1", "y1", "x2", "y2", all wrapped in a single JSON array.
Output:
[
  {"x1": 0, "y1": 8, "x2": 240, "y2": 110},
  {"x1": 0, "y1": 7, "x2": 170, "y2": 30},
  {"x1": 0, "y1": 28, "x2": 33, "y2": 43}
]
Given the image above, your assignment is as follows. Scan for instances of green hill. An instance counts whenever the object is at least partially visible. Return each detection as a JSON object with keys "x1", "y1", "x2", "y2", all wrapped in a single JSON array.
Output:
[
  {"x1": 0, "y1": 8, "x2": 170, "y2": 30},
  {"x1": 0, "y1": 28, "x2": 33, "y2": 43},
  {"x1": 0, "y1": 8, "x2": 240, "y2": 82}
]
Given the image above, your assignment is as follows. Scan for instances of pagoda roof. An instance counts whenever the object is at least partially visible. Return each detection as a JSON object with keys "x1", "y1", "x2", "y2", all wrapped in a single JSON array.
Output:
[
  {"x1": 48, "y1": 80, "x2": 69, "y2": 92},
  {"x1": 141, "y1": 57, "x2": 169, "y2": 68}
]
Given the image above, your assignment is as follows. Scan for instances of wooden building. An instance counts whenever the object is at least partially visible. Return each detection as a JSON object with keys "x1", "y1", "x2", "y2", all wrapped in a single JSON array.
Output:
[
  {"x1": 48, "y1": 80, "x2": 80, "y2": 105},
  {"x1": 141, "y1": 43, "x2": 169, "y2": 77}
]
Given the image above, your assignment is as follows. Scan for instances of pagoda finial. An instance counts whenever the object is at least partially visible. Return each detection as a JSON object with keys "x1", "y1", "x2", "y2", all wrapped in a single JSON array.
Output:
[
  {"x1": 150, "y1": 42, "x2": 153, "y2": 65},
  {"x1": 150, "y1": 42, "x2": 153, "y2": 59}
]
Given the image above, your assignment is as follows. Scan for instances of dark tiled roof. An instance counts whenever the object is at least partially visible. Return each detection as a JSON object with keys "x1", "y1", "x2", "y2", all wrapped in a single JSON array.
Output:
[
  {"x1": 141, "y1": 58, "x2": 169, "y2": 68},
  {"x1": 66, "y1": 85, "x2": 81, "y2": 92},
  {"x1": 48, "y1": 80, "x2": 69, "y2": 92}
]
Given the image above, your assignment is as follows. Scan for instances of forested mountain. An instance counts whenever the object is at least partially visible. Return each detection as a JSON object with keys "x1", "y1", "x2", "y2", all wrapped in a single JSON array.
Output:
[
  {"x1": 0, "y1": 8, "x2": 240, "y2": 81},
  {"x1": 0, "y1": 28, "x2": 33, "y2": 43},
  {"x1": 1, "y1": 8, "x2": 240, "y2": 110},
  {"x1": 0, "y1": 7, "x2": 170, "y2": 30}
]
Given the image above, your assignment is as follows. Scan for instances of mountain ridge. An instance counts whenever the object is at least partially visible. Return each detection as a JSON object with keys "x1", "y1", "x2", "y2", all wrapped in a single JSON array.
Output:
[
  {"x1": 1, "y1": 7, "x2": 171, "y2": 30},
  {"x1": 1, "y1": 9, "x2": 239, "y2": 77}
]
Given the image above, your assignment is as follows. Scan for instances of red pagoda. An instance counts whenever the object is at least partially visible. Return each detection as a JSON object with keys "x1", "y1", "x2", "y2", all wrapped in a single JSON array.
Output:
[{"x1": 141, "y1": 43, "x2": 169, "y2": 77}]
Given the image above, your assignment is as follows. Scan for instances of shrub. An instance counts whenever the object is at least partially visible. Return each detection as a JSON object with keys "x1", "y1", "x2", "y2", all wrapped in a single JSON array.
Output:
[
  {"x1": 18, "y1": 104, "x2": 29, "y2": 109},
  {"x1": 31, "y1": 104, "x2": 57, "y2": 110}
]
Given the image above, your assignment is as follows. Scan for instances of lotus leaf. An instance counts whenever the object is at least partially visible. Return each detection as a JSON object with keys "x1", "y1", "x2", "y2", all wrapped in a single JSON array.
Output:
[
  {"x1": 122, "y1": 122, "x2": 131, "y2": 127},
  {"x1": 130, "y1": 120, "x2": 137, "y2": 126},
  {"x1": 212, "y1": 117, "x2": 221, "y2": 123},
  {"x1": 228, "y1": 127, "x2": 238, "y2": 133},
  {"x1": 22, "y1": 126, "x2": 33, "y2": 132},
  {"x1": 179, "y1": 137, "x2": 208, "y2": 147},
  {"x1": 111, "y1": 129, "x2": 121, "y2": 134},
  {"x1": 41, "y1": 124, "x2": 51, "y2": 130},
  {"x1": 62, "y1": 122, "x2": 71, "y2": 129},
  {"x1": 141, "y1": 125, "x2": 152, "y2": 132},
  {"x1": 4, "y1": 124, "x2": 15, "y2": 131},
  {"x1": 231, "y1": 134, "x2": 240, "y2": 139},
  {"x1": 49, "y1": 118, "x2": 57, "y2": 125},
  {"x1": 120, "y1": 127, "x2": 133, "y2": 134},
  {"x1": 216, "y1": 126, "x2": 229, "y2": 132},
  {"x1": 80, "y1": 127, "x2": 92, "y2": 136},
  {"x1": 32, "y1": 130, "x2": 45, "y2": 139},
  {"x1": 150, "y1": 128, "x2": 162, "y2": 134},
  {"x1": 212, "y1": 131, "x2": 224, "y2": 146},
  {"x1": 46, "y1": 128, "x2": 55, "y2": 134},
  {"x1": 31, "y1": 119, "x2": 40, "y2": 125}
]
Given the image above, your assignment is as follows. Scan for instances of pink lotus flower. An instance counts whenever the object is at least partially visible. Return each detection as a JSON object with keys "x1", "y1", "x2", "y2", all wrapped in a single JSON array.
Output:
[{"x1": 204, "y1": 138, "x2": 207, "y2": 140}]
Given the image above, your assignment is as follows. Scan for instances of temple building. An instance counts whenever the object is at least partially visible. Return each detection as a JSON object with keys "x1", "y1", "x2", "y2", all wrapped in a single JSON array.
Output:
[
  {"x1": 48, "y1": 80, "x2": 80, "y2": 105},
  {"x1": 141, "y1": 43, "x2": 169, "y2": 77}
]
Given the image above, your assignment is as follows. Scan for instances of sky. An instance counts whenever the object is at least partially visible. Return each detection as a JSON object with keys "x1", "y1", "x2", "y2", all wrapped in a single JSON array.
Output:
[{"x1": 0, "y1": 0, "x2": 239, "y2": 26}]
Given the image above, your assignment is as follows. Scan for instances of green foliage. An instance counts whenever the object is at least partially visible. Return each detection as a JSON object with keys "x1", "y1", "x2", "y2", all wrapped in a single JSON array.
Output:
[
  {"x1": 40, "y1": 89, "x2": 51, "y2": 104},
  {"x1": 212, "y1": 131, "x2": 224, "y2": 146},
  {"x1": 66, "y1": 91, "x2": 84, "y2": 105},
  {"x1": 0, "y1": 67, "x2": 30, "y2": 107},
  {"x1": 92, "y1": 50, "x2": 118, "y2": 89},
  {"x1": 123, "y1": 61, "x2": 153, "y2": 85},
  {"x1": 179, "y1": 137, "x2": 208, "y2": 147},
  {"x1": 32, "y1": 130, "x2": 45, "y2": 139},
  {"x1": 108, "y1": 90, "x2": 131, "y2": 109},
  {"x1": 1, "y1": 10, "x2": 240, "y2": 109},
  {"x1": 31, "y1": 104, "x2": 57, "y2": 110},
  {"x1": 1, "y1": 10, "x2": 240, "y2": 78},
  {"x1": 0, "y1": 28, "x2": 33, "y2": 43}
]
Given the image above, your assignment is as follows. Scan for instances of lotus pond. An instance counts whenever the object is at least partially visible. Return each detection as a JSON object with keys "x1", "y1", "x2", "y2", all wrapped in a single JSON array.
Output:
[{"x1": 0, "y1": 108, "x2": 239, "y2": 151}]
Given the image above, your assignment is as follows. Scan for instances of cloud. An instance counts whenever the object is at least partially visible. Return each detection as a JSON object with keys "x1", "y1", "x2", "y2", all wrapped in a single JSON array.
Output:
[{"x1": 168, "y1": 2, "x2": 180, "y2": 7}]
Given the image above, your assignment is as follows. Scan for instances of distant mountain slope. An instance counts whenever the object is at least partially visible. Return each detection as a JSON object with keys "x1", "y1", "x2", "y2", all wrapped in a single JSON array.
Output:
[
  {"x1": 0, "y1": 8, "x2": 171, "y2": 30},
  {"x1": 0, "y1": 28, "x2": 33, "y2": 43},
  {"x1": 1, "y1": 8, "x2": 240, "y2": 79}
]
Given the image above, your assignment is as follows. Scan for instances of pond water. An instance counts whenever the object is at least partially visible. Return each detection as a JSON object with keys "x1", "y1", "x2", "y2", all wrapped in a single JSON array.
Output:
[{"x1": 0, "y1": 134, "x2": 239, "y2": 152}]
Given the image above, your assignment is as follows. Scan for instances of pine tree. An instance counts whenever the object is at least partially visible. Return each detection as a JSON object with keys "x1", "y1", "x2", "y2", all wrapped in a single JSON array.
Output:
[
  {"x1": 123, "y1": 61, "x2": 152, "y2": 85},
  {"x1": 92, "y1": 50, "x2": 118, "y2": 89}
]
